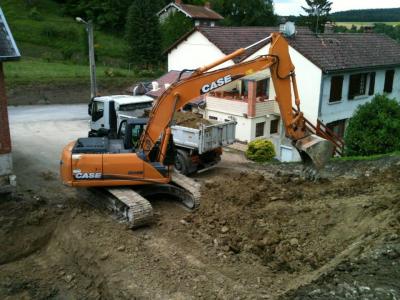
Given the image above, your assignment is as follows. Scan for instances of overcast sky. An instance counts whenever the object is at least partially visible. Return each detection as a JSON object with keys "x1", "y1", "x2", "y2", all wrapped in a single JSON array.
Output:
[{"x1": 274, "y1": 0, "x2": 400, "y2": 16}]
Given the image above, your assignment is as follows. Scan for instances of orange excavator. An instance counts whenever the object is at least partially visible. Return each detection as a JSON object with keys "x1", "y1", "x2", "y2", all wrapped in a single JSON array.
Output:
[{"x1": 60, "y1": 32, "x2": 333, "y2": 227}]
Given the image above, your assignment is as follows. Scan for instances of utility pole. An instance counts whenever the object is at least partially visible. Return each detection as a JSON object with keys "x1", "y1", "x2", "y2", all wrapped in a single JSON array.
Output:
[
  {"x1": 76, "y1": 17, "x2": 97, "y2": 99},
  {"x1": 313, "y1": 7, "x2": 320, "y2": 34}
]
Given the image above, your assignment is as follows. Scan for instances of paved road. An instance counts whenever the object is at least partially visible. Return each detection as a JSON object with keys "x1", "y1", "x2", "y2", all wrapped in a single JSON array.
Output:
[
  {"x1": 8, "y1": 105, "x2": 89, "y2": 193},
  {"x1": 8, "y1": 104, "x2": 89, "y2": 123}
]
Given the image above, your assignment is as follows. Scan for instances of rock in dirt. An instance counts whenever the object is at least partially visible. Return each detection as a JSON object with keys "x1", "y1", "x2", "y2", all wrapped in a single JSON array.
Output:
[
  {"x1": 221, "y1": 226, "x2": 229, "y2": 233},
  {"x1": 99, "y1": 253, "x2": 109, "y2": 260}
]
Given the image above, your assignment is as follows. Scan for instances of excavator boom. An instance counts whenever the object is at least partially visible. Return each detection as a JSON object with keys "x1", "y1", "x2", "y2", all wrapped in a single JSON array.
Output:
[{"x1": 140, "y1": 32, "x2": 332, "y2": 168}]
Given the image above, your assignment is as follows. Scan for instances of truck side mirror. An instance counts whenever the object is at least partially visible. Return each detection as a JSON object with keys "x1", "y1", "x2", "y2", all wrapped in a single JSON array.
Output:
[{"x1": 88, "y1": 101, "x2": 93, "y2": 116}]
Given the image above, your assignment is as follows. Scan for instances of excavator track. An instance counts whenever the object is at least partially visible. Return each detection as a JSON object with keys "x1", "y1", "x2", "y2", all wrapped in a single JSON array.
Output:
[
  {"x1": 88, "y1": 172, "x2": 201, "y2": 229},
  {"x1": 171, "y1": 170, "x2": 201, "y2": 210},
  {"x1": 106, "y1": 187, "x2": 154, "y2": 228}
]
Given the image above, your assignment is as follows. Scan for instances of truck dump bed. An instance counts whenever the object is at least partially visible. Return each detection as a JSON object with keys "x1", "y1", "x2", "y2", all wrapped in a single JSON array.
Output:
[{"x1": 171, "y1": 120, "x2": 236, "y2": 154}]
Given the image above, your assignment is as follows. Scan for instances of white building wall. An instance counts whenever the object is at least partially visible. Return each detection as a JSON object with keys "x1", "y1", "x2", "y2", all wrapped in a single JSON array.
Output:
[
  {"x1": 168, "y1": 31, "x2": 234, "y2": 71},
  {"x1": 246, "y1": 44, "x2": 323, "y2": 124},
  {"x1": 206, "y1": 96, "x2": 247, "y2": 115},
  {"x1": 319, "y1": 67, "x2": 400, "y2": 124},
  {"x1": 159, "y1": 6, "x2": 179, "y2": 23},
  {"x1": 204, "y1": 110, "x2": 253, "y2": 142}
]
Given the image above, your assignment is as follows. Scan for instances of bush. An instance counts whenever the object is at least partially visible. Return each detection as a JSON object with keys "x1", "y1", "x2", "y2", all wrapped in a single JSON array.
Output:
[
  {"x1": 245, "y1": 139, "x2": 276, "y2": 162},
  {"x1": 344, "y1": 94, "x2": 400, "y2": 156}
]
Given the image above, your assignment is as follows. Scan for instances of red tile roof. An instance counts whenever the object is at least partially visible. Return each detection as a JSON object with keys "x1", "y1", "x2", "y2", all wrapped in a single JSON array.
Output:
[
  {"x1": 158, "y1": 2, "x2": 223, "y2": 21},
  {"x1": 146, "y1": 70, "x2": 192, "y2": 98},
  {"x1": 178, "y1": 3, "x2": 223, "y2": 20},
  {"x1": 166, "y1": 26, "x2": 400, "y2": 73}
]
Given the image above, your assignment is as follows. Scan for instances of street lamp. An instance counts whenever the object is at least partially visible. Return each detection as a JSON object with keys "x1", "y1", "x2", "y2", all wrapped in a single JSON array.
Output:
[{"x1": 76, "y1": 17, "x2": 97, "y2": 99}]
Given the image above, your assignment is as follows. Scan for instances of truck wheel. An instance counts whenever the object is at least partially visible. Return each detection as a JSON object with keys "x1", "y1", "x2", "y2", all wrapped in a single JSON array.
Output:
[{"x1": 174, "y1": 151, "x2": 188, "y2": 175}]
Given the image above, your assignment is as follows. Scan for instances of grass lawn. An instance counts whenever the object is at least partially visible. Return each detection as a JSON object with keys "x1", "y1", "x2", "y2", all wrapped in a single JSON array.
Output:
[
  {"x1": 4, "y1": 58, "x2": 138, "y2": 87},
  {"x1": 2, "y1": 0, "x2": 128, "y2": 65},
  {"x1": 336, "y1": 21, "x2": 400, "y2": 28}
]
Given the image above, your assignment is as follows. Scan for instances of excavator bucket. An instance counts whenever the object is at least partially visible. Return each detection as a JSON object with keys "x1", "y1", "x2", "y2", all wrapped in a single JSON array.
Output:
[{"x1": 294, "y1": 134, "x2": 333, "y2": 170}]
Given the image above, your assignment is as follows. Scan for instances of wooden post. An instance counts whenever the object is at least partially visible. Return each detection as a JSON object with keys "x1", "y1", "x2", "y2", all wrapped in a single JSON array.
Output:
[
  {"x1": 0, "y1": 62, "x2": 11, "y2": 155},
  {"x1": 247, "y1": 81, "x2": 257, "y2": 117}
]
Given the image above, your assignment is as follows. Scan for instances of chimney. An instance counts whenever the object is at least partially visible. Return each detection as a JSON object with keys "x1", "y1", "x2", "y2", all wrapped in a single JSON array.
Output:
[
  {"x1": 324, "y1": 22, "x2": 334, "y2": 34},
  {"x1": 204, "y1": 2, "x2": 211, "y2": 9},
  {"x1": 175, "y1": 0, "x2": 182, "y2": 5}
]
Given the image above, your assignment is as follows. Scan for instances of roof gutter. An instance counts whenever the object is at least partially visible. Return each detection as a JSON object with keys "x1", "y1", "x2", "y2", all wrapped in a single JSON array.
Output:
[{"x1": 324, "y1": 63, "x2": 400, "y2": 74}]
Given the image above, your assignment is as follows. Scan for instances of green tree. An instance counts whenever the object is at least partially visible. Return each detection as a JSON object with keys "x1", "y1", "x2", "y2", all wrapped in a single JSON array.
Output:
[
  {"x1": 344, "y1": 94, "x2": 400, "y2": 156},
  {"x1": 125, "y1": 0, "x2": 162, "y2": 69},
  {"x1": 161, "y1": 12, "x2": 193, "y2": 51},
  {"x1": 211, "y1": 0, "x2": 277, "y2": 26},
  {"x1": 301, "y1": 0, "x2": 332, "y2": 33}
]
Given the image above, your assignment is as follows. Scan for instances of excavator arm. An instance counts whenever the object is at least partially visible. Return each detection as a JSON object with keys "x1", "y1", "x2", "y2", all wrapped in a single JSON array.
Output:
[{"x1": 140, "y1": 32, "x2": 332, "y2": 169}]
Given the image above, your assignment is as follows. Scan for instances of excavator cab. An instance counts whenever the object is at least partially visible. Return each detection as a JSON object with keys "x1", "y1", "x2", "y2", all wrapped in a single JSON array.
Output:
[{"x1": 123, "y1": 118, "x2": 148, "y2": 150}]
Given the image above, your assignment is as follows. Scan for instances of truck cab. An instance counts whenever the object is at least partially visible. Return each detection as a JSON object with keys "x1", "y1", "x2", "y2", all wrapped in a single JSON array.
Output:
[{"x1": 88, "y1": 95, "x2": 153, "y2": 138}]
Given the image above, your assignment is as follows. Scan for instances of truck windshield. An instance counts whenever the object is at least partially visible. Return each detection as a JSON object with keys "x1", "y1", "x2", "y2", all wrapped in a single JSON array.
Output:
[
  {"x1": 118, "y1": 102, "x2": 153, "y2": 118},
  {"x1": 119, "y1": 102, "x2": 152, "y2": 112}
]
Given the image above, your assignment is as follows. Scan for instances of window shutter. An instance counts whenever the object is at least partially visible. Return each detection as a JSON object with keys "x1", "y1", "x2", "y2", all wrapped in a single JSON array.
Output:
[
  {"x1": 368, "y1": 72, "x2": 375, "y2": 96},
  {"x1": 329, "y1": 76, "x2": 343, "y2": 102},
  {"x1": 384, "y1": 70, "x2": 395, "y2": 93},
  {"x1": 348, "y1": 75, "x2": 358, "y2": 100}
]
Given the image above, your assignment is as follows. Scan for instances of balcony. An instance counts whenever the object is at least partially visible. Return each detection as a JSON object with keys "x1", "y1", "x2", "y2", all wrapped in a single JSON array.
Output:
[{"x1": 207, "y1": 90, "x2": 280, "y2": 117}]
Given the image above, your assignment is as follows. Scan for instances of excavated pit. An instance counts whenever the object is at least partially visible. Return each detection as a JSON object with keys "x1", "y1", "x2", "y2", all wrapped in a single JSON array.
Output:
[{"x1": 0, "y1": 157, "x2": 399, "y2": 299}]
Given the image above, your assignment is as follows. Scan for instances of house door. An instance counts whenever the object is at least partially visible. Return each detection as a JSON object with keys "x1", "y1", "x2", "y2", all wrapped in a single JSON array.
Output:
[
  {"x1": 327, "y1": 119, "x2": 346, "y2": 138},
  {"x1": 280, "y1": 145, "x2": 293, "y2": 162}
]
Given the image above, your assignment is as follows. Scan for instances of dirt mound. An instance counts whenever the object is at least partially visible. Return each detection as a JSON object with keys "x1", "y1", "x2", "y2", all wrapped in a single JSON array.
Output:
[
  {"x1": 186, "y1": 167, "x2": 400, "y2": 277},
  {"x1": 174, "y1": 111, "x2": 211, "y2": 128}
]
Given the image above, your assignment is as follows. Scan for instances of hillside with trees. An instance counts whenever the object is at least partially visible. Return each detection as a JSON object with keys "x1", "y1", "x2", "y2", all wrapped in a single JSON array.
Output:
[{"x1": 331, "y1": 8, "x2": 400, "y2": 22}]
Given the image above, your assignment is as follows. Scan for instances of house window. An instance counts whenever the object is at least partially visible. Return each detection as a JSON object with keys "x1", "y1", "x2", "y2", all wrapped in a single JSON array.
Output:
[
  {"x1": 255, "y1": 122, "x2": 265, "y2": 137},
  {"x1": 270, "y1": 119, "x2": 279, "y2": 134},
  {"x1": 384, "y1": 70, "x2": 395, "y2": 93},
  {"x1": 348, "y1": 73, "x2": 367, "y2": 99},
  {"x1": 208, "y1": 116, "x2": 218, "y2": 120},
  {"x1": 329, "y1": 75, "x2": 343, "y2": 103},
  {"x1": 368, "y1": 72, "x2": 376, "y2": 96},
  {"x1": 256, "y1": 78, "x2": 270, "y2": 98}
]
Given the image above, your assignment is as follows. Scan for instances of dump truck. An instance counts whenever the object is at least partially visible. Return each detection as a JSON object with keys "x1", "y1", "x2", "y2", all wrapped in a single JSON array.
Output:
[{"x1": 87, "y1": 94, "x2": 236, "y2": 174}]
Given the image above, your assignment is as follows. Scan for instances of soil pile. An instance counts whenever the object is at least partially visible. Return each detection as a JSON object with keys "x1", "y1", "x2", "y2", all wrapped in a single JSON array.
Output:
[
  {"x1": 186, "y1": 166, "x2": 400, "y2": 278},
  {"x1": 174, "y1": 111, "x2": 211, "y2": 128}
]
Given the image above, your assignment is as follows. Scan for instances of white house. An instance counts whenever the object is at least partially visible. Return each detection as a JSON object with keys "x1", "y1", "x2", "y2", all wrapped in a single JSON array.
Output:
[
  {"x1": 165, "y1": 26, "x2": 400, "y2": 160},
  {"x1": 157, "y1": 0, "x2": 223, "y2": 27}
]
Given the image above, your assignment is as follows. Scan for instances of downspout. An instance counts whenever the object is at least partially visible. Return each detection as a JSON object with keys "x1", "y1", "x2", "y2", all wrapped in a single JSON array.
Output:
[{"x1": 317, "y1": 71, "x2": 326, "y2": 123}]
